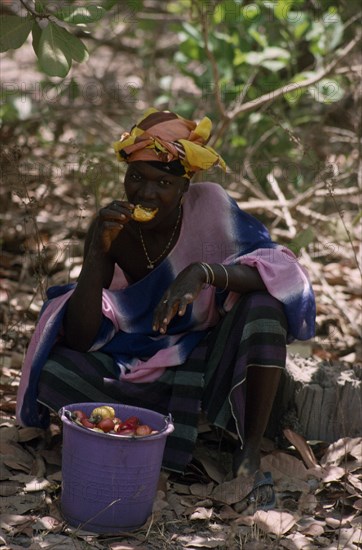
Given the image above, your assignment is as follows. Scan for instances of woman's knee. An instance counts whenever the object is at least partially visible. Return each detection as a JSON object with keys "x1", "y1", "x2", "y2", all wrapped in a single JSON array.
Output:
[{"x1": 242, "y1": 291, "x2": 287, "y2": 325}]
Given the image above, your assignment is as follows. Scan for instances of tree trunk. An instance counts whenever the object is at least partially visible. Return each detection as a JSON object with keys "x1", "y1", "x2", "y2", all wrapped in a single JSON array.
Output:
[{"x1": 268, "y1": 355, "x2": 362, "y2": 442}]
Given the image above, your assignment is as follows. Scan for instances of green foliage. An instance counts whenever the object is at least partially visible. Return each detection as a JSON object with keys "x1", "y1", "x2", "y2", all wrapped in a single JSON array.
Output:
[
  {"x1": 54, "y1": 5, "x2": 106, "y2": 24},
  {"x1": 0, "y1": 2, "x2": 110, "y2": 77},
  {"x1": 166, "y1": 0, "x2": 357, "y2": 197},
  {"x1": 0, "y1": 15, "x2": 33, "y2": 51},
  {"x1": 1, "y1": 0, "x2": 360, "y2": 230},
  {"x1": 37, "y1": 22, "x2": 88, "y2": 77}
]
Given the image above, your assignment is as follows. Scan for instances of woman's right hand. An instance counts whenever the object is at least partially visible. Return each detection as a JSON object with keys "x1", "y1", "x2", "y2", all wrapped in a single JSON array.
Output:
[{"x1": 90, "y1": 200, "x2": 135, "y2": 254}]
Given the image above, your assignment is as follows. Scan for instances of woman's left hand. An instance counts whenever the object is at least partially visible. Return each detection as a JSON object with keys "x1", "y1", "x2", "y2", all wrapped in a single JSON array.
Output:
[{"x1": 153, "y1": 263, "x2": 206, "y2": 334}]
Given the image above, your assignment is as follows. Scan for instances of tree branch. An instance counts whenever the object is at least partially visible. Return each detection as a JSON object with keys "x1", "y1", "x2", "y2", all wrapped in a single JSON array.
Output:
[
  {"x1": 198, "y1": 3, "x2": 227, "y2": 120},
  {"x1": 228, "y1": 31, "x2": 361, "y2": 120},
  {"x1": 19, "y1": 0, "x2": 48, "y2": 19},
  {"x1": 267, "y1": 172, "x2": 297, "y2": 237}
]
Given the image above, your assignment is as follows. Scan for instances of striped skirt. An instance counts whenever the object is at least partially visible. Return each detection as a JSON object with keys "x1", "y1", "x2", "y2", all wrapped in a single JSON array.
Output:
[{"x1": 37, "y1": 291, "x2": 287, "y2": 473}]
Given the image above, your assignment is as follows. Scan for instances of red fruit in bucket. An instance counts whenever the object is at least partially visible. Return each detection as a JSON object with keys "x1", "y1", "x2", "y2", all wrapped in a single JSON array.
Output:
[
  {"x1": 116, "y1": 415, "x2": 140, "y2": 431},
  {"x1": 124, "y1": 416, "x2": 140, "y2": 427},
  {"x1": 135, "y1": 425, "x2": 152, "y2": 436},
  {"x1": 119, "y1": 422, "x2": 135, "y2": 431},
  {"x1": 71, "y1": 410, "x2": 87, "y2": 421},
  {"x1": 81, "y1": 418, "x2": 95, "y2": 429},
  {"x1": 97, "y1": 418, "x2": 115, "y2": 433},
  {"x1": 68, "y1": 406, "x2": 158, "y2": 437}
]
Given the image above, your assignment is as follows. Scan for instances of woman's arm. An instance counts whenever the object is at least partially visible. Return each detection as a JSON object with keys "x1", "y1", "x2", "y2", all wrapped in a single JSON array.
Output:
[
  {"x1": 62, "y1": 239, "x2": 115, "y2": 352},
  {"x1": 62, "y1": 201, "x2": 133, "y2": 351},
  {"x1": 205, "y1": 263, "x2": 266, "y2": 294},
  {"x1": 152, "y1": 262, "x2": 265, "y2": 334}
]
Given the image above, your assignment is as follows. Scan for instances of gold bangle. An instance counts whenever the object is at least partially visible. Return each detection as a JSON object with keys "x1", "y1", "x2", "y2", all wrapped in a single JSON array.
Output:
[
  {"x1": 203, "y1": 263, "x2": 215, "y2": 285},
  {"x1": 198, "y1": 262, "x2": 210, "y2": 285},
  {"x1": 219, "y1": 264, "x2": 229, "y2": 292}
]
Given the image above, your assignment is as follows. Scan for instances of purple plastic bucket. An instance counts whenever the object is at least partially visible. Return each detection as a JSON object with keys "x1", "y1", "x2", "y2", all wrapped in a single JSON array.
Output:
[{"x1": 59, "y1": 402, "x2": 174, "y2": 533}]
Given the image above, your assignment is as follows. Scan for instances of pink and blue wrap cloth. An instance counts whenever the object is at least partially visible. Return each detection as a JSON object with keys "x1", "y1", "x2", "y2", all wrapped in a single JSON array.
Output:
[{"x1": 16, "y1": 182, "x2": 316, "y2": 427}]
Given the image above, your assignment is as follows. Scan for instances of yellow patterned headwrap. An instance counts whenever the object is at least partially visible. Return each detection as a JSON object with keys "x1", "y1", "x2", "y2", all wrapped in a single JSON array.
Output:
[{"x1": 113, "y1": 108, "x2": 226, "y2": 178}]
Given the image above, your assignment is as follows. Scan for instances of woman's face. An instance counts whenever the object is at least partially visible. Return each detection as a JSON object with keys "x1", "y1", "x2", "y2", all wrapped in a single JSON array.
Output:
[{"x1": 124, "y1": 161, "x2": 189, "y2": 227}]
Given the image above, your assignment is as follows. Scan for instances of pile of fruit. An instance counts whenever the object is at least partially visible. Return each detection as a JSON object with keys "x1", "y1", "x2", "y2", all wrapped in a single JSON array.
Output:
[{"x1": 66, "y1": 406, "x2": 158, "y2": 436}]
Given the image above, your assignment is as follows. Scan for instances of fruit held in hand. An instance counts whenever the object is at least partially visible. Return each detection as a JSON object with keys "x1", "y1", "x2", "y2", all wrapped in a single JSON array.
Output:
[{"x1": 132, "y1": 204, "x2": 158, "y2": 222}]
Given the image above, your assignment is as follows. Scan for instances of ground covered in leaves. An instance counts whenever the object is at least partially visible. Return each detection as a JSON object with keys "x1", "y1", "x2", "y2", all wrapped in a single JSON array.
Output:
[{"x1": 0, "y1": 408, "x2": 361, "y2": 549}]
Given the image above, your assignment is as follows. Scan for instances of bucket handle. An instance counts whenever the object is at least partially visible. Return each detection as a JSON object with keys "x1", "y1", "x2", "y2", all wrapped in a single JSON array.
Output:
[{"x1": 160, "y1": 413, "x2": 174, "y2": 436}]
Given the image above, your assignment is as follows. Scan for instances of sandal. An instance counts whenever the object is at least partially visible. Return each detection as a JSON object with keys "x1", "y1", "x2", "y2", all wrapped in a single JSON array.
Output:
[{"x1": 234, "y1": 470, "x2": 276, "y2": 513}]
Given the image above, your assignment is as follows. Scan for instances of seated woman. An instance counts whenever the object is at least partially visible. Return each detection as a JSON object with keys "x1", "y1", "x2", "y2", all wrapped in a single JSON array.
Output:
[{"x1": 16, "y1": 108, "x2": 315, "y2": 509}]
